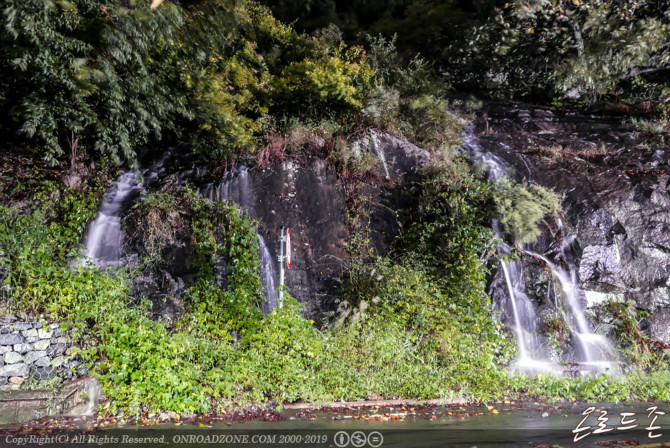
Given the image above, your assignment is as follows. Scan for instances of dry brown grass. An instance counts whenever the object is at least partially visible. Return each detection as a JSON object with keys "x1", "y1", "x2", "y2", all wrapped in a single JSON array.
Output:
[
  {"x1": 530, "y1": 141, "x2": 608, "y2": 162},
  {"x1": 255, "y1": 132, "x2": 288, "y2": 169},
  {"x1": 125, "y1": 176, "x2": 190, "y2": 267}
]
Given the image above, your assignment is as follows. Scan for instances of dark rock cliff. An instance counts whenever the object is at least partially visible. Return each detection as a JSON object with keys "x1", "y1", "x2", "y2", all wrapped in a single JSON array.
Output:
[
  {"x1": 128, "y1": 131, "x2": 431, "y2": 321},
  {"x1": 477, "y1": 103, "x2": 670, "y2": 344}
]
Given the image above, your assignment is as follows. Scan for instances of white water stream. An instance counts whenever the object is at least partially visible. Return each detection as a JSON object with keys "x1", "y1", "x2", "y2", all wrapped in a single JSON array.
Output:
[
  {"x1": 525, "y1": 249, "x2": 618, "y2": 374},
  {"x1": 81, "y1": 171, "x2": 142, "y2": 267},
  {"x1": 83, "y1": 161, "x2": 280, "y2": 314},
  {"x1": 200, "y1": 166, "x2": 280, "y2": 314},
  {"x1": 463, "y1": 129, "x2": 617, "y2": 375}
]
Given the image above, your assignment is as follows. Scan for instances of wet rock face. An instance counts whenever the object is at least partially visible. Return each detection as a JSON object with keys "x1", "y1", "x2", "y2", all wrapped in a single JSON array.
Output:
[
  {"x1": 352, "y1": 131, "x2": 431, "y2": 182},
  {"x1": 244, "y1": 158, "x2": 350, "y2": 320},
  {"x1": 478, "y1": 102, "x2": 670, "y2": 343},
  {"x1": 647, "y1": 308, "x2": 670, "y2": 343},
  {"x1": 133, "y1": 131, "x2": 431, "y2": 321},
  {"x1": 217, "y1": 133, "x2": 430, "y2": 319}
]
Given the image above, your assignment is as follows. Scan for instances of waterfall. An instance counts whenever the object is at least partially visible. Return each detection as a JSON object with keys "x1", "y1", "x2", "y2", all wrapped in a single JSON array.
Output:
[
  {"x1": 463, "y1": 131, "x2": 552, "y2": 373},
  {"x1": 525, "y1": 248, "x2": 618, "y2": 374},
  {"x1": 463, "y1": 129, "x2": 618, "y2": 375},
  {"x1": 257, "y1": 233, "x2": 279, "y2": 315},
  {"x1": 79, "y1": 146, "x2": 172, "y2": 268},
  {"x1": 497, "y1": 238, "x2": 552, "y2": 373},
  {"x1": 200, "y1": 165, "x2": 280, "y2": 314},
  {"x1": 81, "y1": 171, "x2": 142, "y2": 267},
  {"x1": 369, "y1": 131, "x2": 391, "y2": 179}
]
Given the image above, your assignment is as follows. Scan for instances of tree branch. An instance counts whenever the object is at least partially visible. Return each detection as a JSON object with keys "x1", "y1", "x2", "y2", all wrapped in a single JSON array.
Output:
[{"x1": 622, "y1": 64, "x2": 670, "y2": 80}]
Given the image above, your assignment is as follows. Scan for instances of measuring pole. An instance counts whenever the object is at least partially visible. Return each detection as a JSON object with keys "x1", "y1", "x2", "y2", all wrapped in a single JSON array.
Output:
[{"x1": 278, "y1": 226, "x2": 285, "y2": 308}]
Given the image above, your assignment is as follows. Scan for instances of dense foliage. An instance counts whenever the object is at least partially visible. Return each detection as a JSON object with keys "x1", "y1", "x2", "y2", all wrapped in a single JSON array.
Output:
[
  {"x1": 0, "y1": 0, "x2": 373, "y2": 167},
  {"x1": 359, "y1": 34, "x2": 467, "y2": 154},
  {"x1": 263, "y1": 0, "x2": 670, "y2": 109},
  {"x1": 447, "y1": 0, "x2": 670, "y2": 107},
  {"x1": 335, "y1": 163, "x2": 516, "y2": 395},
  {"x1": 2, "y1": 0, "x2": 670, "y2": 419},
  {"x1": 394, "y1": 162, "x2": 498, "y2": 298},
  {"x1": 0, "y1": 0, "x2": 189, "y2": 166},
  {"x1": 0, "y1": 183, "x2": 509, "y2": 414},
  {"x1": 260, "y1": 0, "x2": 493, "y2": 59},
  {"x1": 3, "y1": 169, "x2": 670, "y2": 415},
  {"x1": 494, "y1": 181, "x2": 561, "y2": 245}
]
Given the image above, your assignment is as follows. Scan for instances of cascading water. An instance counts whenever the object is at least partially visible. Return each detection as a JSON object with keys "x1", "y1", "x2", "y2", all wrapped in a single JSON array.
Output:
[
  {"x1": 463, "y1": 131, "x2": 552, "y2": 373},
  {"x1": 81, "y1": 171, "x2": 142, "y2": 267},
  {"x1": 496, "y1": 235, "x2": 552, "y2": 373},
  {"x1": 80, "y1": 152, "x2": 279, "y2": 312},
  {"x1": 199, "y1": 166, "x2": 280, "y2": 314},
  {"x1": 464, "y1": 129, "x2": 618, "y2": 375},
  {"x1": 526, "y1": 240, "x2": 618, "y2": 374},
  {"x1": 257, "y1": 234, "x2": 279, "y2": 315},
  {"x1": 202, "y1": 166, "x2": 251, "y2": 207}
]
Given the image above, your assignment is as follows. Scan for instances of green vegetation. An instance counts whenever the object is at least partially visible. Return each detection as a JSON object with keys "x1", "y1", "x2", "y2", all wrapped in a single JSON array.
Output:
[
  {"x1": 263, "y1": 0, "x2": 670, "y2": 111},
  {"x1": 494, "y1": 181, "x2": 561, "y2": 245},
  {"x1": 2, "y1": 0, "x2": 670, "y2": 420},
  {"x1": 0, "y1": 182, "x2": 511, "y2": 414},
  {"x1": 0, "y1": 165, "x2": 518, "y2": 412},
  {"x1": 361, "y1": 34, "x2": 464, "y2": 155},
  {"x1": 394, "y1": 162, "x2": 498, "y2": 299},
  {"x1": 3, "y1": 170, "x2": 670, "y2": 416},
  {"x1": 0, "y1": 0, "x2": 374, "y2": 168},
  {"x1": 602, "y1": 300, "x2": 670, "y2": 368},
  {"x1": 447, "y1": 0, "x2": 670, "y2": 108}
]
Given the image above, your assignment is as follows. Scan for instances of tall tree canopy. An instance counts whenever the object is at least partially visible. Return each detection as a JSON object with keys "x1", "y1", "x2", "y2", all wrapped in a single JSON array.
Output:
[
  {"x1": 446, "y1": 0, "x2": 670, "y2": 107},
  {"x1": 0, "y1": 0, "x2": 372, "y2": 167}
]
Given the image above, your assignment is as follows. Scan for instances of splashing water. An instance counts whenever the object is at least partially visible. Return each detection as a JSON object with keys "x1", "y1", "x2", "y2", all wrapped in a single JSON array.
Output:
[{"x1": 526, "y1": 249, "x2": 619, "y2": 375}]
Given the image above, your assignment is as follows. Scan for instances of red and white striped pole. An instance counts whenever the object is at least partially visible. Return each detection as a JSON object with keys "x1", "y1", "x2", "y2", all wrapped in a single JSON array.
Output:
[{"x1": 278, "y1": 227, "x2": 291, "y2": 308}]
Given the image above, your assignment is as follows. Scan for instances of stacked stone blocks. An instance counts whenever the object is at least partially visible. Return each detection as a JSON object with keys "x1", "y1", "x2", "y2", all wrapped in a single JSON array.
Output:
[{"x1": 0, "y1": 321, "x2": 86, "y2": 390}]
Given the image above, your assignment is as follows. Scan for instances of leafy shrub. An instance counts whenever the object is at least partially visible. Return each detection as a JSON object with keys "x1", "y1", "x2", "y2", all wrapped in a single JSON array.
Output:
[
  {"x1": 361, "y1": 85, "x2": 401, "y2": 128},
  {"x1": 400, "y1": 94, "x2": 464, "y2": 153},
  {"x1": 495, "y1": 181, "x2": 561, "y2": 245},
  {"x1": 0, "y1": 0, "x2": 189, "y2": 166},
  {"x1": 601, "y1": 300, "x2": 670, "y2": 367},
  {"x1": 272, "y1": 44, "x2": 374, "y2": 114},
  {"x1": 397, "y1": 162, "x2": 498, "y2": 299},
  {"x1": 330, "y1": 163, "x2": 517, "y2": 399},
  {"x1": 0, "y1": 0, "x2": 377, "y2": 167},
  {"x1": 124, "y1": 180, "x2": 189, "y2": 269},
  {"x1": 446, "y1": 0, "x2": 670, "y2": 108},
  {"x1": 361, "y1": 34, "x2": 462, "y2": 155}
]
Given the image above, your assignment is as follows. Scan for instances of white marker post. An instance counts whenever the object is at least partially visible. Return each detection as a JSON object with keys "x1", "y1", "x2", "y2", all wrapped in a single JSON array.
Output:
[{"x1": 278, "y1": 227, "x2": 291, "y2": 308}]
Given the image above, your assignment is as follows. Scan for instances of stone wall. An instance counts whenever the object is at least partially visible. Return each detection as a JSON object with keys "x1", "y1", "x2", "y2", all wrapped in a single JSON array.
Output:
[{"x1": 0, "y1": 321, "x2": 86, "y2": 391}]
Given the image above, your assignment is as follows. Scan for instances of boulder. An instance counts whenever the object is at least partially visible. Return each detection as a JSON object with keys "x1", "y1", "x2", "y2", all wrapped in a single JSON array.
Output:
[
  {"x1": 647, "y1": 308, "x2": 670, "y2": 344},
  {"x1": 0, "y1": 363, "x2": 28, "y2": 377},
  {"x1": 4, "y1": 351, "x2": 24, "y2": 364}
]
